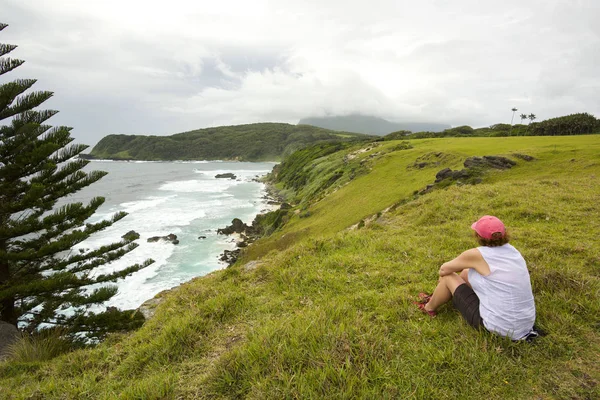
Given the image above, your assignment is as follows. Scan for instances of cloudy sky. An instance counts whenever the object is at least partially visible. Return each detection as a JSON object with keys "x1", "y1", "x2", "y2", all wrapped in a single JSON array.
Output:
[{"x1": 2, "y1": 0, "x2": 599, "y2": 145}]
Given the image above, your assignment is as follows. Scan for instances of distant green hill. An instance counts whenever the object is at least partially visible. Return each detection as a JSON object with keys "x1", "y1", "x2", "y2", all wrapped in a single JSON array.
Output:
[
  {"x1": 88, "y1": 123, "x2": 372, "y2": 161},
  {"x1": 298, "y1": 114, "x2": 450, "y2": 135},
  {"x1": 385, "y1": 112, "x2": 600, "y2": 139}
]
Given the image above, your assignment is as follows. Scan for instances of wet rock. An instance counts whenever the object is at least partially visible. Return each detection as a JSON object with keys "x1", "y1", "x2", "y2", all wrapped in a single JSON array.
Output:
[
  {"x1": 198, "y1": 236, "x2": 207, "y2": 240},
  {"x1": 220, "y1": 249, "x2": 241, "y2": 266},
  {"x1": 215, "y1": 173, "x2": 237, "y2": 179},
  {"x1": 217, "y1": 218, "x2": 250, "y2": 235},
  {"x1": 147, "y1": 233, "x2": 179, "y2": 244},
  {"x1": 121, "y1": 230, "x2": 140, "y2": 241}
]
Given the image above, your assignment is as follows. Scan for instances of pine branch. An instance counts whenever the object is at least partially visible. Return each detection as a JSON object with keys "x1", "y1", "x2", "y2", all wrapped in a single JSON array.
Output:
[
  {"x1": 51, "y1": 143, "x2": 89, "y2": 164},
  {"x1": 0, "y1": 58, "x2": 25, "y2": 76},
  {"x1": 1, "y1": 259, "x2": 151, "y2": 301},
  {"x1": 0, "y1": 79, "x2": 38, "y2": 115},
  {"x1": 14, "y1": 109, "x2": 59, "y2": 126},
  {"x1": 60, "y1": 286, "x2": 119, "y2": 306},
  {"x1": 7, "y1": 238, "x2": 141, "y2": 288},
  {"x1": 1, "y1": 205, "x2": 124, "y2": 260},
  {"x1": 0, "y1": 122, "x2": 53, "y2": 163},
  {"x1": 0, "y1": 89, "x2": 54, "y2": 121},
  {"x1": 0, "y1": 44, "x2": 18, "y2": 57}
]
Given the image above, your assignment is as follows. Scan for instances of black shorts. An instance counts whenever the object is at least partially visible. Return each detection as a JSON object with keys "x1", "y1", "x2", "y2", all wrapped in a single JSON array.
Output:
[{"x1": 453, "y1": 284, "x2": 485, "y2": 329}]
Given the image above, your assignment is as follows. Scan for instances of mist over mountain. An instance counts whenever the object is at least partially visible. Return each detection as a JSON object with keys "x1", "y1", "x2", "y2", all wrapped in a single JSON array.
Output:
[{"x1": 298, "y1": 115, "x2": 450, "y2": 136}]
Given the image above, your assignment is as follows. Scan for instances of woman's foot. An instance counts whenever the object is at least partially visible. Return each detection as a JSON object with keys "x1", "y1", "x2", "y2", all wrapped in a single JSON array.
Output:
[
  {"x1": 414, "y1": 301, "x2": 437, "y2": 317},
  {"x1": 417, "y1": 292, "x2": 432, "y2": 304}
]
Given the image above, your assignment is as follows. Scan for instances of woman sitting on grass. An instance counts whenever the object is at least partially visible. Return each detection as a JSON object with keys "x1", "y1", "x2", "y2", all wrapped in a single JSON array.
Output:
[{"x1": 416, "y1": 215, "x2": 537, "y2": 341}]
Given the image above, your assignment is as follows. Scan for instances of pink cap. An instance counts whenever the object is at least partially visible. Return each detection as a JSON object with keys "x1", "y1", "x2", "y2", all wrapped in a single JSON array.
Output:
[{"x1": 471, "y1": 215, "x2": 506, "y2": 239}]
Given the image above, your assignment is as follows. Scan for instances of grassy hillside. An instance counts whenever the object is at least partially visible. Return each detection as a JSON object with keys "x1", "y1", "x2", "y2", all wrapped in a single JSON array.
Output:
[
  {"x1": 89, "y1": 123, "x2": 371, "y2": 161},
  {"x1": 1, "y1": 135, "x2": 599, "y2": 399}
]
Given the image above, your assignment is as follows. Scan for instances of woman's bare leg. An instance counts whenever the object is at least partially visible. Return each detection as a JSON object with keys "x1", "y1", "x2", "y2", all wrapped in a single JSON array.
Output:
[{"x1": 424, "y1": 273, "x2": 466, "y2": 312}]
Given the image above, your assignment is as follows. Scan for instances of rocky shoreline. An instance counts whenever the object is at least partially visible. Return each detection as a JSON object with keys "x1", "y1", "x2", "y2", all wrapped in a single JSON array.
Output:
[
  {"x1": 216, "y1": 181, "x2": 288, "y2": 266},
  {"x1": 136, "y1": 179, "x2": 287, "y2": 320}
]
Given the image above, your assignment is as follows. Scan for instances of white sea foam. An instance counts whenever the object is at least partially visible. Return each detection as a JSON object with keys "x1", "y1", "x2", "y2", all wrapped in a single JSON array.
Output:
[
  {"x1": 159, "y1": 179, "x2": 239, "y2": 193},
  {"x1": 119, "y1": 196, "x2": 175, "y2": 213},
  {"x1": 71, "y1": 161, "x2": 274, "y2": 311}
]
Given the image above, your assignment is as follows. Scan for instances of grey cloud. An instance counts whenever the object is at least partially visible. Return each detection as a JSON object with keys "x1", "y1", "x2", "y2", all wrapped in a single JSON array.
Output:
[{"x1": 2, "y1": 0, "x2": 600, "y2": 144}]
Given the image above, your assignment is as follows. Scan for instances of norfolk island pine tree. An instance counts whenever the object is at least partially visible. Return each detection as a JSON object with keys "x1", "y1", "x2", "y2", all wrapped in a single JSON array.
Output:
[{"x1": 0, "y1": 23, "x2": 152, "y2": 344}]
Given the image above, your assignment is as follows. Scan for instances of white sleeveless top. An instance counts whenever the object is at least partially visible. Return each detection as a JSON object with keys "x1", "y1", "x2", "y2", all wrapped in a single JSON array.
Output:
[{"x1": 468, "y1": 244, "x2": 536, "y2": 340}]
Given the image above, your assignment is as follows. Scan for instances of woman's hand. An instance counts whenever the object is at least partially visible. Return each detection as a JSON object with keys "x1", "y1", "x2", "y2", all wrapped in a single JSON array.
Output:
[{"x1": 438, "y1": 263, "x2": 454, "y2": 277}]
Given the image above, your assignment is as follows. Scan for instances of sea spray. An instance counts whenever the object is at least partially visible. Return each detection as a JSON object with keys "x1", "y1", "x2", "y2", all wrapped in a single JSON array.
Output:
[{"x1": 68, "y1": 160, "x2": 276, "y2": 311}]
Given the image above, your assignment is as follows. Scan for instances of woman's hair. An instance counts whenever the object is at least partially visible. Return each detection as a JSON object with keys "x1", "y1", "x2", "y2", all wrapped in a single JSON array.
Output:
[{"x1": 475, "y1": 231, "x2": 510, "y2": 247}]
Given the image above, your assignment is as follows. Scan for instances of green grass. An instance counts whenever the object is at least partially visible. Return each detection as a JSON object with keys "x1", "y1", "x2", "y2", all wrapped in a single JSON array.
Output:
[
  {"x1": 1, "y1": 135, "x2": 599, "y2": 399},
  {"x1": 5, "y1": 330, "x2": 72, "y2": 363}
]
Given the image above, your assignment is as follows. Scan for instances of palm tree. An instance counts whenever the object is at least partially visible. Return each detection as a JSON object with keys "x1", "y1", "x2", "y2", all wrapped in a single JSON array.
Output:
[
  {"x1": 511, "y1": 107, "x2": 518, "y2": 125},
  {"x1": 520, "y1": 113, "x2": 527, "y2": 124},
  {"x1": 528, "y1": 113, "x2": 536, "y2": 125}
]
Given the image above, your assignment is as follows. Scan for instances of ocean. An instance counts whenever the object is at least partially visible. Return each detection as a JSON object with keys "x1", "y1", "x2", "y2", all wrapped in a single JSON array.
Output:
[{"x1": 67, "y1": 160, "x2": 276, "y2": 311}]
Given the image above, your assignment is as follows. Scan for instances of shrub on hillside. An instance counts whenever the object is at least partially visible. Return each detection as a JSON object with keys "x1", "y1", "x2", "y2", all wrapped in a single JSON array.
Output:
[
  {"x1": 529, "y1": 113, "x2": 599, "y2": 136},
  {"x1": 383, "y1": 130, "x2": 412, "y2": 140},
  {"x1": 444, "y1": 125, "x2": 474, "y2": 135},
  {"x1": 7, "y1": 329, "x2": 72, "y2": 362},
  {"x1": 273, "y1": 142, "x2": 350, "y2": 191},
  {"x1": 489, "y1": 123, "x2": 512, "y2": 131}
]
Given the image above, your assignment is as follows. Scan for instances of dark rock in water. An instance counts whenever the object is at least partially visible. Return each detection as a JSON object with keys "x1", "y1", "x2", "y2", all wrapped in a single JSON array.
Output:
[
  {"x1": 147, "y1": 233, "x2": 179, "y2": 244},
  {"x1": 267, "y1": 200, "x2": 280, "y2": 205},
  {"x1": 220, "y1": 249, "x2": 241, "y2": 266},
  {"x1": 121, "y1": 230, "x2": 140, "y2": 241},
  {"x1": 217, "y1": 218, "x2": 250, "y2": 235},
  {"x1": 0, "y1": 321, "x2": 19, "y2": 361},
  {"x1": 215, "y1": 173, "x2": 237, "y2": 179},
  {"x1": 463, "y1": 155, "x2": 516, "y2": 170},
  {"x1": 236, "y1": 240, "x2": 248, "y2": 248},
  {"x1": 198, "y1": 236, "x2": 207, "y2": 240}
]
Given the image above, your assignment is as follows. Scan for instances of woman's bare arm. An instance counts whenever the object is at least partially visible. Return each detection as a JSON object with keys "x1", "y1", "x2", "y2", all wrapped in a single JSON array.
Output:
[{"x1": 438, "y1": 248, "x2": 490, "y2": 277}]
